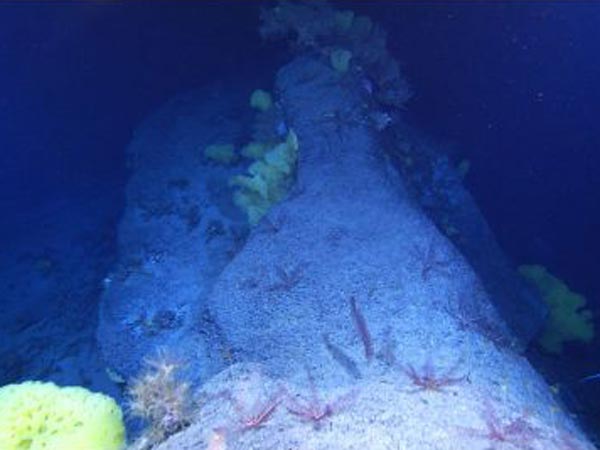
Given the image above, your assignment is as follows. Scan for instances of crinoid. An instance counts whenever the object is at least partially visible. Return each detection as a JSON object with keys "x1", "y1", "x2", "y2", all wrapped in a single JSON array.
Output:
[
  {"x1": 460, "y1": 399, "x2": 541, "y2": 449},
  {"x1": 400, "y1": 356, "x2": 466, "y2": 393}
]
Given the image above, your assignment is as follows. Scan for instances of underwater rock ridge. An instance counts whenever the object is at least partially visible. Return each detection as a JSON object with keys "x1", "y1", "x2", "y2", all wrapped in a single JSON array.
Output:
[
  {"x1": 93, "y1": 1, "x2": 592, "y2": 447},
  {"x1": 207, "y1": 56, "x2": 498, "y2": 377},
  {"x1": 152, "y1": 53, "x2": 594, "y2": 450}
]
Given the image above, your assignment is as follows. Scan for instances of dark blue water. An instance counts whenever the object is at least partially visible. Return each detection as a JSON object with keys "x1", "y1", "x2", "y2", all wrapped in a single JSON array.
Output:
[
  {"x1": 0, "y1": 2, "x2": 277, "y2": 222},
  {"x1": 371, "y1": 2, "x2": 600, "y2": 305},
  {"x1": 1, "y1": 0, "x2": 599, "y2": 443}
]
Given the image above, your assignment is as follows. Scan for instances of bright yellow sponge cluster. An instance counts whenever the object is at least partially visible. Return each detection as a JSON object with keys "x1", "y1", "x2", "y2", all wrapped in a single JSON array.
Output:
[
  {"x1": 0, "y1": 381, "x2": 125, "y2": 450},
  {"x1": 230, "y1": 130, "x2": 298, "y2": 225}
]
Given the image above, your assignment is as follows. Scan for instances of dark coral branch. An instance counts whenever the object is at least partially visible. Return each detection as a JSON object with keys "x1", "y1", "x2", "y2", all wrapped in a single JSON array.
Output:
[
  {"x1": 322, "y1": 333, "x2": 362, "y2": 379},
  {"x1": 349, "y1": 296, "x2": 374, "y2": 361}
]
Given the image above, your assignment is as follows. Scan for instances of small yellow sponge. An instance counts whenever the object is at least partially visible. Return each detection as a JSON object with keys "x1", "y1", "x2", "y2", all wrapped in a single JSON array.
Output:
[
  {"x1": 0, "y1": 381, "x2": 126, "y2": 450},
  {"x1": 249, "y1": 89, "x2": 272, "y2": 112}
]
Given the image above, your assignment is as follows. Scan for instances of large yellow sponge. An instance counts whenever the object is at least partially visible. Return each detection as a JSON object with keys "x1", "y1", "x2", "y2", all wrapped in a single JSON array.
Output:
[
  {"x1": 0, "y1": 381, "x2": 126, "y2": 450},
  {"x1": 520, "y1": 264, "x2": 594, "y2": 354}
]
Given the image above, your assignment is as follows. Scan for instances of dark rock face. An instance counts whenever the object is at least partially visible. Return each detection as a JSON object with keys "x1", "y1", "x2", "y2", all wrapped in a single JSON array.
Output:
[{"x1": 96, "y1": 88, "x2": 249, "y2": 380}]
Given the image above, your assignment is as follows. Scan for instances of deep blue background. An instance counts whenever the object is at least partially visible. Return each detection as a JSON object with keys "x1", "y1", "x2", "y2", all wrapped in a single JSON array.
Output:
[
  {"x1": 1, "y1": 0, "x2": 599, "y2": 433},
  {"x1": 367, "y1": 2, "x2": 600, "y2": 307},
  {"x1": 0, "y1": 1, "x2": 277, "y2": 224}
]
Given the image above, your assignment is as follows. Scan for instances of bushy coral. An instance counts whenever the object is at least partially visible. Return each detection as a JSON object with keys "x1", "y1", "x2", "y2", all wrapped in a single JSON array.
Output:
[
  {"x1": 520, "y1": 264, "x2": 594, "y2": 353},
  {"x1": 127, "y1": 353, "x2": 193, "y2": 449},
  {"x1": 0, "y1": 381, "x2": 125, "y2": 450}
]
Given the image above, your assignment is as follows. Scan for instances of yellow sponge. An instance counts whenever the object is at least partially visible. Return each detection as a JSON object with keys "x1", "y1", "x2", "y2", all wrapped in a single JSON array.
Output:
[
  {"x1": 249, "y1": 89, "x2": 272, "y2": 112},
  {"x1": 0, "y1": 381, "x2": 125, "y2": 450},
  {"x1": 520, "y1": 264, "x2": 594, "y2": 354},
  {"x1": 204, "y1": 143, "x2": 237, "y2": 165},
  {"x1": 230, "y1": 130, "x2": 298, "y2": 225}
]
